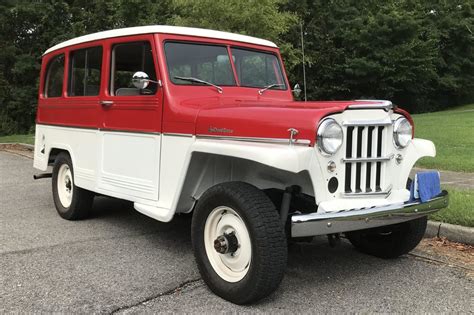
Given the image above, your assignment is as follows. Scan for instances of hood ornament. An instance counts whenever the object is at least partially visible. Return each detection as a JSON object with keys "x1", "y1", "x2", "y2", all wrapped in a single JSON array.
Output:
[{"x1": 287, "y1": 128, "x2": 299, "y2": 146}]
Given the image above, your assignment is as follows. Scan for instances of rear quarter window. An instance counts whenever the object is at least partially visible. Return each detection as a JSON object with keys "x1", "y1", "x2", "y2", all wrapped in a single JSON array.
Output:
[
  {"x1": 44, "y1": 54, "x2": 65, "y2": 98},
  {"x1": 68, "y1": 46, "x2": 103, "y2": 96}
]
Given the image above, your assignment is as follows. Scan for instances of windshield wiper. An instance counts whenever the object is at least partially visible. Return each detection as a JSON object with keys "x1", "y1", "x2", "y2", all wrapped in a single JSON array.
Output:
[
  {"x1": 258, "y1": 83, "x2": 284, "y2": 95},
  {"x1": 174, "y1": 76, "x2": 223, "y2": 94}
]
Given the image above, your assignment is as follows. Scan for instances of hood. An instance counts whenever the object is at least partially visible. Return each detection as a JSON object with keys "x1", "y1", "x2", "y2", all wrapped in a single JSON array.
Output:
[
  {"x1": 195, "y1": 99, "x2": 411, "y2": 145},
  {"x1": 195, "y1": 99, "x2": 397, "y2": 145}
]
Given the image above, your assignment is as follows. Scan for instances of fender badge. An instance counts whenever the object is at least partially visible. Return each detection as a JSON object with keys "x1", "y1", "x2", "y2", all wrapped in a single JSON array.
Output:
[{"x1": 209, "y1": 126, "x2": 234, "y2": 134}]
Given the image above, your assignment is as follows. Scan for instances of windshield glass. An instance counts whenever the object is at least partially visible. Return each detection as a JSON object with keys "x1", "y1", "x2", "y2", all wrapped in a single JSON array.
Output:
[
  {"x1": 164, "y1": 42, "x2": 235, "y2": 86},
  {"x1": 231, "y1": 48, "x2": 286, "y2": 90}
]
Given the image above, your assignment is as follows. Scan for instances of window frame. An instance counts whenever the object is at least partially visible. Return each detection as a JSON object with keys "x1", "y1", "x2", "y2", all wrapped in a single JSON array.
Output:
[
  {"x1": 67, "y1": 45, "x2": 103, "y2": 97},
  {"x1": 109, "y1": 40, "x2": 159, "y2": 97},
  {"x1": 43, "y1": 53, "x2": 65, "y2": 98}
]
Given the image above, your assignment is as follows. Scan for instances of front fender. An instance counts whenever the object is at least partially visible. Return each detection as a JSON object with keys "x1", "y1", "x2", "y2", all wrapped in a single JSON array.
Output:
[{"x1": 394, "y1": 138, "x2": 436, "y2": 189}]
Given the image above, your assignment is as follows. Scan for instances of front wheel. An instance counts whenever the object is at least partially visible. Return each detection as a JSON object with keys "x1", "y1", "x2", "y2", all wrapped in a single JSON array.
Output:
[
  {"x1": 191, "y1": 182, "x2": 287, "y2": 304},
  {"x1": 346, "y1": 216, "x2": 427, "y2": 259}
]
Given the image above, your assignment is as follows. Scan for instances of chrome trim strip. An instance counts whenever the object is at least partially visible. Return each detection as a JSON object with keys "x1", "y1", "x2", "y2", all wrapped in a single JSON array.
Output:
[
  {"x1": 355, "y1": 99, "x2": 392, "y2": 105},
  {"x1": 36, "y1": 123, "x2": 162, "y2": 135},
  {"x1": 341, "y1": 156, "x2": 392, "y2": 163},
  {"x1": 290, "y1": 190, "x2": 449, "y2": 237},
  {"x1": 348, "y1": 100, "x2": 394, "y2": 111},
  {"x1": 100, "y1": 128, "x2": 161, "y2": 135},
  {"x1": 196, "y1": 135, "x2": 312, "y2": 146},
  {"x1": 36, "y1": 122, "x2": 96, "y2": 131},
  {"x1": 162, "y1": 133, "x2": 194, "y2": 137},
  {"x1": 342, "y1": 120, "x2": 392, "y2": 127}
]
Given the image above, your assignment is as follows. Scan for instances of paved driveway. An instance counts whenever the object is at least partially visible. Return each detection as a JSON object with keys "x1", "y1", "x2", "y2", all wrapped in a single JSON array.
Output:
[{"x1": 1, "y1": 151, "x2": 472, "y2": 313}]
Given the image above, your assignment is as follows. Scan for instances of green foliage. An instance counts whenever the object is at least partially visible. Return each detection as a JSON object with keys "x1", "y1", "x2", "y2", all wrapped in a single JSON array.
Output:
[
  {"x1": 0, "y1": 0, "x2": 473, "y2": 134},
  {"x1": 283, "y1": 0, "x2": 474, "y2": 112},
  {"x1": 430, "y1": 186, "x2": 474, "y2": 227},
  {"x1": 170, "y1": 0, "x2": 299, "y2": 68},
  {"x1": 413, "y1": 104, "x2": 474, "y2": 172},
  {"x1": 0, "y1": 133, "x2": 35, "y2": 145}
]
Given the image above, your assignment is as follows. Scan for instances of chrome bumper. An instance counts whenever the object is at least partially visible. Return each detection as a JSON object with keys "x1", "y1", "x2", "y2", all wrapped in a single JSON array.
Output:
[{"x1": 291, "y1": 190, "x2": 449, "y2": 237}]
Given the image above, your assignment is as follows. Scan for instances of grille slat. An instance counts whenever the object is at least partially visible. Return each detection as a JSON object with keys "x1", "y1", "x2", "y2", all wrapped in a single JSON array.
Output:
[
  {"x1": 350, "y1": 127, "x2": 359, "y2": 193},
  {"x1": 370, "y1": 127, "x2": 378, "y2": 192},
  {"x1": 344, "y1": 126, "x2": 353, "y2": 193},
  {"x1": 360, "y1": 127, "x2": 368, "y2": 191},
  {"x1": 344, "y1": 121, "x2": 388, "y2": 195}
]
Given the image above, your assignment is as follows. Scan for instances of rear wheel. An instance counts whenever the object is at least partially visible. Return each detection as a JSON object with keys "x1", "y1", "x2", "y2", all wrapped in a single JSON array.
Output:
[
  {"x1": 346, "y1": 216, "x2": 427, "y2": 259},
  {"x1": 191, "y1": 182, "x2": 287, "y2": 304},
  {"x1": 52, "y1": 152, "x2": 94, "y2": 220}
]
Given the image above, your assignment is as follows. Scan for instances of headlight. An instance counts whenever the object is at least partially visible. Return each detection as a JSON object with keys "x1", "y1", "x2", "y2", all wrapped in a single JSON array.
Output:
[
  {"x1": 317, "y1": 118, "x2": 343, "y2": 155},
  {"x1": 393, "y1": 117, "x2": 412, "y2": 148}
]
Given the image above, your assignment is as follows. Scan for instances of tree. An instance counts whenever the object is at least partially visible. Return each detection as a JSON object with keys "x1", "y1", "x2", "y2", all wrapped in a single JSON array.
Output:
[
  {"x1": 169, "y1": 0, "x2": 299, "y2": 69},
  {"x1": 0, "y1": 0, "x2": 472, "y2": 135},
  {"x1": 284, "y1": 0, "x2": 473, "y2": 112}
]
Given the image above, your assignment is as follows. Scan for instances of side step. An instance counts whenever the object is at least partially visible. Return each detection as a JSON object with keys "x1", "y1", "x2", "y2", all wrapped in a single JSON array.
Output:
[{"x1": 133, "y1": 202, "x2": 174, "y2": 222}]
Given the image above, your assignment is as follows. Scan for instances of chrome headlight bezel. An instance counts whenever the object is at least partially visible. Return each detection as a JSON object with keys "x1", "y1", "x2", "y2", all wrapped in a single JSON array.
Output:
[
  {"x1": 317, "y1": 118, "x2": 343, "y2": 155},
  {"x1": 393, "y1": 117, "x2": 412, "y2": 149}
]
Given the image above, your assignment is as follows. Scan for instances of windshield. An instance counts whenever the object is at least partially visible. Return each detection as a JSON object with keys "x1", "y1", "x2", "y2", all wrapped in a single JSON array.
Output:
[
  {"x1": 164, "y1": 42, "x2": 235, "y2": 86},
  {"x1": 164, "y1": 42, "x2": 286, "y2": 90},
  {"x1": 231, "y1": 48, "x2": 286, "y2": 90}
]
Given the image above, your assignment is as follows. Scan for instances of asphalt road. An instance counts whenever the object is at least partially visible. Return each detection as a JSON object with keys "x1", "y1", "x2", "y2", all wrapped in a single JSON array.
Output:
[{"x1": 1, "y1": 151, "x2": 472, "y2": 313}]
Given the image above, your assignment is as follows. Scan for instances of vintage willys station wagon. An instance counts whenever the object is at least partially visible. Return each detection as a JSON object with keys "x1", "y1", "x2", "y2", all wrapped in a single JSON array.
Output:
[{"x1": 34, "y1": 25, "x2": 448, "y2": 304}]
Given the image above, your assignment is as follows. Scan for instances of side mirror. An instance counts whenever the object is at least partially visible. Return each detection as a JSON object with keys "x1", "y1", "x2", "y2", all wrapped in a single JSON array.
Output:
[
  {"x1": 132, "y1": 71, "x2": 150, "y2": 89},
  {"x1": 292, "y1": 83, "x2": 302, "y2": 98}
]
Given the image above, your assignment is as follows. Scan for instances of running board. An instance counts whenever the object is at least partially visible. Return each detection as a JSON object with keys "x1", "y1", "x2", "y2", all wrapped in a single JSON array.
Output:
[{"x1": 133, "y1": 203, "x2": 174, "y2": 222}]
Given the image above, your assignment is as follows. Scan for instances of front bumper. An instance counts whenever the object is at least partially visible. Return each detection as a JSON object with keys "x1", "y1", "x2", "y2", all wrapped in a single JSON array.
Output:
[{"x1": 291, "y1": 190, "x2": 448, "y2": 237}]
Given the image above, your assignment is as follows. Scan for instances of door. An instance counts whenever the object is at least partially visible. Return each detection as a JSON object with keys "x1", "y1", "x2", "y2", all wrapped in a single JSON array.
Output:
[{"x1": 98, "y1": 35, "x2": 163, "y2": 201}]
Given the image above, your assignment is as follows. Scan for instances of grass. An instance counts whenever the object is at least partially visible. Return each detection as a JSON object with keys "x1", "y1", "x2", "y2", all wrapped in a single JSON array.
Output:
[
  {"x1": 0, "y1": 133, "x2": 35, "y2": 145},
  {"x1": 413, "y1": 104, "x2": 474, "y2": 173},
  {"x1": 429, "y1": 186, "x2": 474, "y2": 227}
]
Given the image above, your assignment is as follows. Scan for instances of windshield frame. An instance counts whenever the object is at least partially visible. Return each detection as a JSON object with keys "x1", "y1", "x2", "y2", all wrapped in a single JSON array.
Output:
[{"x1": 162, "y1": 40, "x2": 288, "y2": 92}]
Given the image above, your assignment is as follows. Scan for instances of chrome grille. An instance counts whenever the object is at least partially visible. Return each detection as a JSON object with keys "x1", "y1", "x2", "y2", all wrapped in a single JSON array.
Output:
[{"x1": 343, "y1": 122, "x2": 390, "y2": 195}]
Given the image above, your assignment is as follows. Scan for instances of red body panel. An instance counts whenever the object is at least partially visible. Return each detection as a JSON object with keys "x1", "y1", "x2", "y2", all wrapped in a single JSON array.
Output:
[
  {"x1": 37, "y1": 32, "x2": 414, "y2": 145},
  {"x1": 194, "y1": 100, "x2": 352, "y2": 144}
]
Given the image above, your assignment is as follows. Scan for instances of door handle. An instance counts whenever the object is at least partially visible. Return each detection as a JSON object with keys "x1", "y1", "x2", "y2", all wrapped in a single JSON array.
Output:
[{"x1": 100, "y1": 100, "x2": 114, "y2": 107}]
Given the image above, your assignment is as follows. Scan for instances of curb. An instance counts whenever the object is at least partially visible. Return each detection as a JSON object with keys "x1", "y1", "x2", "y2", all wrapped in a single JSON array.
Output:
[
  {"x1": 425, "y1": 220, "x2": 474, "y2": 245},
  {"x1": 0, "y1": 143, "x2": 34, "y2": 159},
  {"x1": 0, "y1": 142, "x2": 34, "y2": 149}
]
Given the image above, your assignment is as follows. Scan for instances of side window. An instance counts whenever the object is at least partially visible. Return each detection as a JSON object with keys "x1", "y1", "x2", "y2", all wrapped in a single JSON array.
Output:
[
  {"x1": 68, "y1": 46, "x2": 103, "y2": 96},
  {"x1": 44, "y1": 54, "x2": 64, "y2": 98},
  {"x1": 110, "y1": 41, "x2": 157, "y2": 96}
]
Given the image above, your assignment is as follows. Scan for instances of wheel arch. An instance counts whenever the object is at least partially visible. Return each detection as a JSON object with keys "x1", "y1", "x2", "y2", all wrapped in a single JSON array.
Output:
[
  {"x1": 174, "y1": 151, "x2": 315, "y2": 214},
  {"x1": 48, "y1": 147, "x2": 71, "y2": 165}
]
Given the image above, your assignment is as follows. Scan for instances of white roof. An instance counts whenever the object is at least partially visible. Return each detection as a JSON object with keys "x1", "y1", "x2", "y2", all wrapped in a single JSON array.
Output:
[{"x1": 43, "y1": 25, "x2": 277, "y2": 55}]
